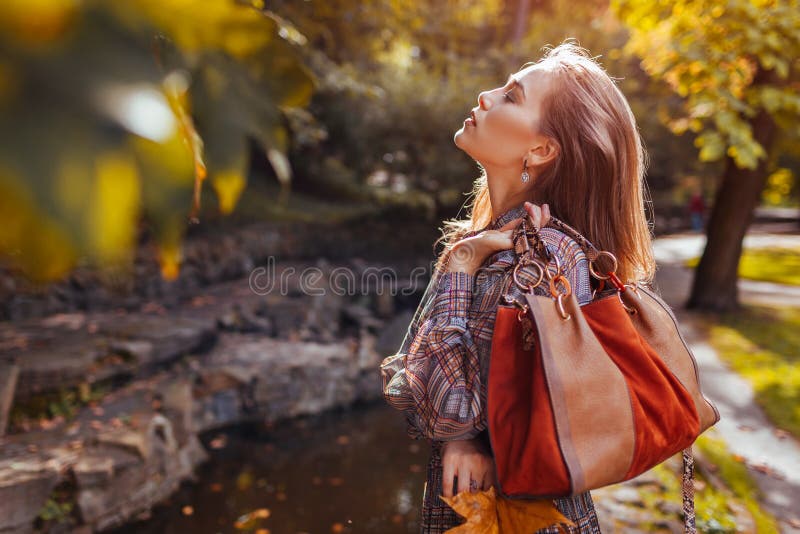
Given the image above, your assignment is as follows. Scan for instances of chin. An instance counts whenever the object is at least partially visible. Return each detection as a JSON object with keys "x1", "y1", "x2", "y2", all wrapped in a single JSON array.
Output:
[{"x1": 453, "y1": 128, "x2": 471, "y2": 153}]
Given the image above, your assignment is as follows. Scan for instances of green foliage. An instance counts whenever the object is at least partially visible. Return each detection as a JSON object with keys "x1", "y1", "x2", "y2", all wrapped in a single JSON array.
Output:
[
  {"x1": 37, "y1": 497, "x2": 74, "y2": 524},
  {"x1": 10, "y1": 382, "x2": 110, "y2": 431},
  {"x1": 0, "y1": 0, "x2": 314, "y2": 282},
  {"x1": 646, "y1": 447, "x2": 741, "y2": 532},
  {"x1": 613, "y1": 0, "x2": 800, "y2": 170},
  {"x1": 761, "y1": 167, "x2": 797, "y2": 206},
  {"x1": 705, "y1": 304, "x2": 800, "y2": 439},
  {"x1": 694, "y1": 434, "x2": 781, "y2": 533},
  {"x1": 685, "y1": 246, "x2": 800, "y2": 286}
]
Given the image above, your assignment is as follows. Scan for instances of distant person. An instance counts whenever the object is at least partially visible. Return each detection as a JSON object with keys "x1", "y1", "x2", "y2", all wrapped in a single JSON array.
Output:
[
  {"x1": 380, "y1": 41, "x2": 658, "y2": 533},
  {"x1": 688, "y1": 191, "x2": 706, "y2": 232}
]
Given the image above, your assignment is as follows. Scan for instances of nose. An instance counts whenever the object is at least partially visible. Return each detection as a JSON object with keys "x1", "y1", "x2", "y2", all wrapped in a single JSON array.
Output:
[{"x1": 478, "y1": 91, "x2": 491, "y2": 110}]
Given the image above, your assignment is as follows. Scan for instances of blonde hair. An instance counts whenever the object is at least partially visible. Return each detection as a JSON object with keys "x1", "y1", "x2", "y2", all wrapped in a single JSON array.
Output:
[{"x1": 434, "y1": 40, "x2": 656, "y2": 286}]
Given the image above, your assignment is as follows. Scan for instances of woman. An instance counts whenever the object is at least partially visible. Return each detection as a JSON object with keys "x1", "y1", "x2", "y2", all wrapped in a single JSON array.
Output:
[{"x1": 380, "y1": 40, "x2": 656, "y2": 533}]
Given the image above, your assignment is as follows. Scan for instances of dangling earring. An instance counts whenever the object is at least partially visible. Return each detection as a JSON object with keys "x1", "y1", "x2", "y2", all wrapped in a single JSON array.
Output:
[{"x1": 521, "y1": 159, "x2": 530, "y2": 183}]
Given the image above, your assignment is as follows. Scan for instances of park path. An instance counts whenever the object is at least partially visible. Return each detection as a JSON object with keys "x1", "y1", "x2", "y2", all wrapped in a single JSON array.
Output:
[{"x1": 652, "y1": 230, "x2": 800, "y2": 533}]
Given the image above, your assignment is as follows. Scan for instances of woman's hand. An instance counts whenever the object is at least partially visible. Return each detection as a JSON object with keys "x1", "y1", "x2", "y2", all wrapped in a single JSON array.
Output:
[
  {"x1": 447, "y1": 202, "x2": 551, "y2": 275},
  {"x1": 441, "y1": 437, "x2": 497, "y2": 497},
  {"x1": 524, "y1": 201, "x2": 551, "y2": 231}
]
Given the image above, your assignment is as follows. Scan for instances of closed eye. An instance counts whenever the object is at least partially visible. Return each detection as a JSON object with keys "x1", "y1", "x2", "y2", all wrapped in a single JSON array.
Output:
[{"x1": 503, "y1": 90, "x2": 514, "y2": 102}]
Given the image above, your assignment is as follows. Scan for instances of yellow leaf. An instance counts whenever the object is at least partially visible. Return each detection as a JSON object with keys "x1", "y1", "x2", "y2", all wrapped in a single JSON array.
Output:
[
  {"x1": 211, "y1": 169, "x2": 246, "y2": 215},
  {"x1": 440, "y1": 486, "x2": 576, "y2": 534},
  {"x1": 440, "y1": 486, "x2": 499, "y2": 533},
  {"x1": 90, "y1": 150, "x2": 140, "y2": 264}
]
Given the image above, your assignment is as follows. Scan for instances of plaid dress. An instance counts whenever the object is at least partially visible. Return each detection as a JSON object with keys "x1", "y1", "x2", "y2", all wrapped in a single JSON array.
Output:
[{"x1": 380, "y1": 202, "x2": 604, "y2": 533}]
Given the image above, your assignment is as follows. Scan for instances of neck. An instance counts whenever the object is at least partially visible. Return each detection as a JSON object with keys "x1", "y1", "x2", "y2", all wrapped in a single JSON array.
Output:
[{"x1": 485, "y1": 162, "x2": 533, "y2": 220}]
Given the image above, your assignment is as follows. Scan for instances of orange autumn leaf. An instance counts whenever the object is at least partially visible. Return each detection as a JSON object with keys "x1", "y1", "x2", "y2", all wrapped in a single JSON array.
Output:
[{"x1": 440, "y1": 486, "x2": 576, "y2": 533}]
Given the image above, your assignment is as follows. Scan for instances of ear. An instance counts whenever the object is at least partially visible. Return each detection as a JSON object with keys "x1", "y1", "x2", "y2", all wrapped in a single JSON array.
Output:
[{"x1": 525, "y1": 135, "x2": 559, "y2": 168}]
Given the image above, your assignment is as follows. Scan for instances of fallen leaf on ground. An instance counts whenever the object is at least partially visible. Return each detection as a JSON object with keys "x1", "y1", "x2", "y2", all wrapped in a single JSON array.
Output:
[
  {"x1": 440, "y1": 486, "x2": 575, "y2": 533},
  {"x1": 773, "y1": 428, "x2": 790, "y2": 440},
  {"x1": 233, "y1": 508, "x2": 270, "y2": 530},
  {"x1": 749, "y1": 461, "x2": 785, "y2": 479}
]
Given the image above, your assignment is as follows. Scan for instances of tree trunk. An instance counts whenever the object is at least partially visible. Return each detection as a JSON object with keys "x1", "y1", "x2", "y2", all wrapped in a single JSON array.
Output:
[
  {"x1": 510, "y1": 0, "x2": 532, "y2": 45},
  {"x1": 685, "y1": 67, "x2": 780, "y2": 313}
]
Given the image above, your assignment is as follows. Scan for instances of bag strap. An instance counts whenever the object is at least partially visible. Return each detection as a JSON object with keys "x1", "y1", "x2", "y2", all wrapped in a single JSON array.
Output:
[
  {"x1": 682, "y1": 446, "x2": 696, "y2": 533},
  {"x1": 543, "y1": 215, "x2": 602, "y2": 262}
]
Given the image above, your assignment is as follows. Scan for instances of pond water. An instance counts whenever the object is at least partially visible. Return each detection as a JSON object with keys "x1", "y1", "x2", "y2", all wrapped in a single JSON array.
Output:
[{"x1": 110, "y1": 399, "x2": 430, "y2": 534}]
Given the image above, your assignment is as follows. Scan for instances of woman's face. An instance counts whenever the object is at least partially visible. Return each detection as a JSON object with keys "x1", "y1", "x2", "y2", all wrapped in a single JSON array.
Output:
[{"x1": 454, "y1": 65, "x2": 554, "y2": 169}]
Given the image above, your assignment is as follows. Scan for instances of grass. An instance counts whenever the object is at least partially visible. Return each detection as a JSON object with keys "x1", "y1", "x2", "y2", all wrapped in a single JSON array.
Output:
[
  {"x1": 635, "y1": 431, "x2": 780, "y2": 533},
  {"x1": 685, "y1": 246, "x2": 800, "y2": 286},
  {"x1": 693, "y1": 433, "x2": 781, "y2": 533},
  {"x1": 699, "y1": 304, "x2": 800, "y2": 439}
]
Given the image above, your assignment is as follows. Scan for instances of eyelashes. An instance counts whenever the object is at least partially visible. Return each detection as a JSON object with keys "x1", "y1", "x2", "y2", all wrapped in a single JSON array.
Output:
[{"x1": 503, "y1": 90, "x2": 514, "y2": 102}]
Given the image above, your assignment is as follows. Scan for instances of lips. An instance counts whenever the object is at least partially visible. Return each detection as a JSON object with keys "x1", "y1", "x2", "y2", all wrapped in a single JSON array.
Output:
[{"x1": 470, "y1": 110, "x2": 477, "y2": 125}]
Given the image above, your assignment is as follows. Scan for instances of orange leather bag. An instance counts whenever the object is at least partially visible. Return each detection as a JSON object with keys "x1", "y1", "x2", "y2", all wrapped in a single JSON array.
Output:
[{"x1": 486, "y1": 216, "x2": 720, "y2": 533}]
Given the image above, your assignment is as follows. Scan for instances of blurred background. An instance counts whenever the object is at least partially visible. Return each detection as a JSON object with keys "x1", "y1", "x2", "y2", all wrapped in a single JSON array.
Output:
[{"x1": 0, "y1": 0, "x2": 798, "y2": 532}]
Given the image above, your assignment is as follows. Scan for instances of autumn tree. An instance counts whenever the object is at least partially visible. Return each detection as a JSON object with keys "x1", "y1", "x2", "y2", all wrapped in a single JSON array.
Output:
[
  {"x1": 0, "y1": 0, "x2": 314, "y2": 282},
  {"x1": 613, "y1": 0, "x2": 800, "y2": 311}
]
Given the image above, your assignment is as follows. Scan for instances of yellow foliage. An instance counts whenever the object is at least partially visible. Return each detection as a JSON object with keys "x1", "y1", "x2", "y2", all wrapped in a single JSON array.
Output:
[
  {"x1": 0, "y1": 0, "x2": 80, "y2": 46},
  {"x1": 110, "y1": 0, "x2": 277, "y2": 58},
  {"x1": 440, "y1": 486, "x2": 576, "y2": 533},
  {"x1": 0, "y1": 167, "x2": 77, "y2": 281},
  {"x1": 157, "y1": 227, "x2": 183, "y2": 281},
  {"x1": 89, "y1": 150, "x2": 140, "y2": 264},
  {"x1": 212, "y1": 169, "x2": 247, "y2": 215}
]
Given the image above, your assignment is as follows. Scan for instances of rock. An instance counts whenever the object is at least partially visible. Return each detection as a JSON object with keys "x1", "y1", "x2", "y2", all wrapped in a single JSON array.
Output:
[
  {"x1": 374, "y1": 309, "x2": 414, "y2": 357},
  {"x1": 73, "y1": 412, "x2": 208, "y2": 531},
  {"x1": 612, "y1": 486, "x2": 645, "y2": 507},
  {"x1": 94, "y1": 427, "x2": 151, "y2": 461},
  {"x1": 628, "y1": 469, "x2": 666, "y2": 490},
  {"x1": 72, "y1": 454, "x2": 114, "y2": 488},
  {"x1": 109, "y1": 339, "x2": 154, "y2": 365},
  {"x1": 99, "y1": 315, "x2": 216, "y2": 371},
  {"x1": 217, "y1": 304, "x2": 274, "y2": 334},
  {"x1": 0, "y1": 361, "x2": 19, "y2": 436},
  {"x1": 9, "y1": 313, "x2": 214, "y2": 405},
  {"x1": 0, "y1": 457, "x2": 60, "y2": 533},
  {"x1": 0, "y1": 251, "x2": 439, "y2": 532},
  {"x1": 375, "y1": 291, "x2": 394, "y2": 318},
  {"x1": 656, "y1": 499, "x2": 684, "y2": 517},
  {"x1": 342, "y1": 304, "x2": 384, "y2": 331}
]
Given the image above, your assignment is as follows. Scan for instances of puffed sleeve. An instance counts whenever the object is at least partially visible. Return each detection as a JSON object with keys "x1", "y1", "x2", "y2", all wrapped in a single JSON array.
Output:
[{"x1": 380, "y1": 270, "x2": 485, "y2": 442}]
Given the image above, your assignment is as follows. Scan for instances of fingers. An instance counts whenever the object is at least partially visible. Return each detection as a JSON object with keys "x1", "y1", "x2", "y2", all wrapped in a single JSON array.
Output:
[
  {"x1": 524, "y1": 201, "x2": 550, "y2": 229},
  {"x1": 497, "y1": 216, "x2": 523, "y2": 232},
  {"x1": 457, "y1": 469, "x2": 471, "y2": 496},
  {"x1": 442, "y1": 458, "x2": 456, "y2": 498}
]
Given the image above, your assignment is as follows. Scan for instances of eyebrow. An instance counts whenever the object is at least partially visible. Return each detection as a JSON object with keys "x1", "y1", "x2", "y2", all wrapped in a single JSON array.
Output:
[{"x1": 507, "y1": 75, "x2": 526, "y2": 100}]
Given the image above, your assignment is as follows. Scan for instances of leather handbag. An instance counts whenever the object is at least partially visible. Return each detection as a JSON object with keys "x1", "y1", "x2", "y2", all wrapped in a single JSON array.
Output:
[{"x1": 486, "y1": 216, "x2": 721, "y2": 533}]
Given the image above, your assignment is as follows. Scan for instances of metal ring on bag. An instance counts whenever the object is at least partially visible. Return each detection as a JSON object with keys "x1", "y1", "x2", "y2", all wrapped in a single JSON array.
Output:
[
  {"x1": 549, "y1": 274, "x2": 571, "y2": 320},
  {"x1": 625, "y1": 283, "x2": 642, "y2": 299},
  {"x1": 513, "y1": 257, "x2": 545, "y2": 293},
  {"x1": 549, "y1": 274, "x2": 571, "y2": 299},
  {"x1": 543, "y1": 251, "x2": 561, "y2": 281},
  {"x1": 617, "y1": 290, "x2": 638, "y2": 315},
  {"x1": 618, "y1": 282, "x2": 641, "y2": 314},
  {"x1": 588, "y1": 250, "x2": 619, "y2": 281}
]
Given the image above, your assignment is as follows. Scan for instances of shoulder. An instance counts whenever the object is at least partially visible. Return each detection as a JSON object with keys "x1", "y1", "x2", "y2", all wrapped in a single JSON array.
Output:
[
  {"x1": 535, "y1": 227, "x2": 593, "y2": 304},
  {"x1": 537, "y1": 227, "x2": 588, "y2": 266}
]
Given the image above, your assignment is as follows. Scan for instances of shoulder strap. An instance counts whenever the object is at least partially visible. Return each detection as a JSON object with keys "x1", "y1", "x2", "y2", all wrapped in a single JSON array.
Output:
[
  {"x1": 682, "y1": 446, "x2": 696, "y2": 533},
  {"x1": 544, "y1": 216, "x2": 601, "y2": 262}
]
